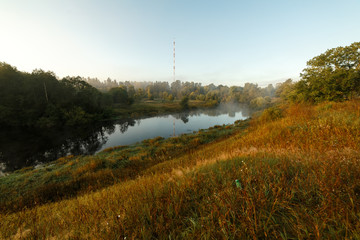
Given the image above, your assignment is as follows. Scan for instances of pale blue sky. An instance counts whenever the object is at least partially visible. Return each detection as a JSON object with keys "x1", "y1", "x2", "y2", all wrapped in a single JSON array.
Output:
[{"x1": 1, "y1": 0, "x2": 359, "y2": 86}]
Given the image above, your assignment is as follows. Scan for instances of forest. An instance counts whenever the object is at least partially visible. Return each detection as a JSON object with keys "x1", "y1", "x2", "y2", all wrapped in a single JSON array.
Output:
[
  {"x1": 1, "y1": 42, "x2": 359, "y2": 129},
  {"x1": 0, "y1": 66, "x2": 112, "y2": 128},
  {"x1": 0, "y1": 63, "x2": 277, "y2": 128}
]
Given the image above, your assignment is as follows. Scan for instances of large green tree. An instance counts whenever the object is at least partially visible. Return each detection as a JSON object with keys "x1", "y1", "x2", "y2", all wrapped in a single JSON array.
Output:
[
  {"x1": 0, "y1": 63, "x2": 113, "y2": 128},
  {"x1": 108, "y1": 86, "x2": 133, "y2": 104},
  {"x1": 295, "y1": 42, "x2": 360, "y2": 102}
]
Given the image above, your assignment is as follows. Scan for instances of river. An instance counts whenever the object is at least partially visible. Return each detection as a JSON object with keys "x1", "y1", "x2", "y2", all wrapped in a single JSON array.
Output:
[{"x1": 0, "y1": 104, "x2": 250, "y2": 175}]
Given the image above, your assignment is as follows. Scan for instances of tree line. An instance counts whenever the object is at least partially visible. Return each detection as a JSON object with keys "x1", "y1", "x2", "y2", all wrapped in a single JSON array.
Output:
[
  {"x1": 277, "y1": 42, "x2": 360, "y2": 103},
  {"x1": 84, "y1": 42, "x2": 360, "y2": 105},
  {"x1": 85, "y1": 78, "x2": 277, "y2": 108},
  {"x1": 0, "y1": 62, "x2": 277, "y2": 128},
  {"x1": 2, "y1": 42, "x2": 356, "y2": 128},
  {"x1": 0, "y1": 64, "x2": 126, "y2": 128}
]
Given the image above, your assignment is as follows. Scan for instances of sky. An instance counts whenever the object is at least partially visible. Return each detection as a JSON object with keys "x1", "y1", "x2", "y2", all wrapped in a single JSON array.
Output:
[{"x1": 0, "y1": 0, "x2": 359, "y2": 87}]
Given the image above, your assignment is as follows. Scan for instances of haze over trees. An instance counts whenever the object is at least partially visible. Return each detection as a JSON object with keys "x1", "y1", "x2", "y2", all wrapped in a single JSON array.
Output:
[
  {"x1": 85, "y1": 78, "x2": 277, "y2": 107},
  {"x1": 1, "y1": 42, "x2": 357, "y2": 129},
  {"x1": 84, "y1": 40, "x2": 360, "y2": 106},
  {"x1": 0, "y1": 63, "x2": 277, "y2": 128}
]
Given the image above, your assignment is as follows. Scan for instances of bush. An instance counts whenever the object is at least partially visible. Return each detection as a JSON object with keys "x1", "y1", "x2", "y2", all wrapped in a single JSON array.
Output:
[{"x1": 259, "y1": 106, "x2": 283, "y2": 122}]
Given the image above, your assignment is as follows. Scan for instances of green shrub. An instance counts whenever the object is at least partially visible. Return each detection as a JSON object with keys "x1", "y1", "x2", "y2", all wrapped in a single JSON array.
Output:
[{"x1": 259, "y1": 106, "x2": 283, "y2": 122}]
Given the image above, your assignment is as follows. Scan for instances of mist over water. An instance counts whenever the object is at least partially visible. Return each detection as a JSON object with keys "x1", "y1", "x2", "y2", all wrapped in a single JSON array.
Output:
[
  {"x1": 98, "y1": 103, "x2": 250, "y2": 151},
  {"x1": 0, "y1": 104, "x2": 250, "y2": 174}
]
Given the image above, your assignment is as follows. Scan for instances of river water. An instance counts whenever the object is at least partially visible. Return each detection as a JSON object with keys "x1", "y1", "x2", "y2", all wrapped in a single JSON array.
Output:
[{"x1": 0, "y1": 104, "x2": 250, "y2": 175}]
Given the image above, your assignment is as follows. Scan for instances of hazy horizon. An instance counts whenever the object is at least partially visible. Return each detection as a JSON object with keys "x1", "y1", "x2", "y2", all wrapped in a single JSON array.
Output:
[{"x1": 1, "y1": 0, "x2": 359, "y2": 87}]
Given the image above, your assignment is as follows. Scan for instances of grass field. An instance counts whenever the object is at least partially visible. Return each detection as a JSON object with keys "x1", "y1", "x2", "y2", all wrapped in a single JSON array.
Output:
[{"x1": 0, "y1": 99, "x2": 359, "y2": 239}]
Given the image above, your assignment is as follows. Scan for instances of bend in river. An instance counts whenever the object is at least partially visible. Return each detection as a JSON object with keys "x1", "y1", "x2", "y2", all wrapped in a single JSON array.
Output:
[{"x1": 0, "y1": 104, "x2": 250, "y2": 175}]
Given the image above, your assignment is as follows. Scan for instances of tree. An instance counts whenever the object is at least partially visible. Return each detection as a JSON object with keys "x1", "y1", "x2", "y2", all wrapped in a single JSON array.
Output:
[
  {"x1": 61, "y1": 76, "x2": 104, "y2": 113},
  {"x1": 108, "y1": 86, "x2": 131, "y2": 105},
  {"x1": 180, "y1": 96, "x2": 189, "y2": 109},
  {"x1": 275, "y1": 79, "x2": 296, "y2": 102},
  {"x1": 196, "y1": 94, "x2": 206, "y2": 101},
  {"x1": 171, "y1": 80, "x2": 182, "y2": 99},
  {"x1": 294, "y1": 42, "x2": 360, "y2": 102},
  {"x1": 168, "y1": 94, "x2": 174, "y2": 101},
  {"x1": 146, "y1": 86, "x2": 153, "y2": 100},
  {"x1": 250, "y1": 97, "x2": 269, "y2": 109},
  {"x1": 134, "y1": 88, "x2": 145, "y2": 100},
  {"x1": 262, "y1": 84, "x2": 275, "y2": 97},
  {"x1": 127, "y1": 85, "x2": 135, "y2": 99},
  {"x1": 162, "y1": 91, "x2": 169, "y2": 100}
]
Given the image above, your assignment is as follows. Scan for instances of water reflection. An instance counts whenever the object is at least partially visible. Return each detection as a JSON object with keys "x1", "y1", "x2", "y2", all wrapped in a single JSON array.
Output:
[
  {"x1": 0, "y1": 123, "x2": 113, "y2": 173},
  {"x1": 0, "y1": 104, "x2": 251, "y2": 174},
  {"x1": 118, "y1": 119, "x2": 136, "y2": 133}
]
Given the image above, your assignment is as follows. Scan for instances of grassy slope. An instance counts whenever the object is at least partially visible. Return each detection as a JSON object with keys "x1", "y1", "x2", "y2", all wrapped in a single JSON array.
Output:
[
  {"x1": 1, "y1": 100, "x2": 360, "y2": 239},
  {"x1": 0, "y1": 121, "x2": 247, "y2": 213}
]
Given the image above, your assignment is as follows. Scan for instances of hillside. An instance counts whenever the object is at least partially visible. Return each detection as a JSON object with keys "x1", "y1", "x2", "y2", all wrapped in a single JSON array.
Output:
[{"x1": 1, "y1": 99, "x2": 359, "y2": 239}]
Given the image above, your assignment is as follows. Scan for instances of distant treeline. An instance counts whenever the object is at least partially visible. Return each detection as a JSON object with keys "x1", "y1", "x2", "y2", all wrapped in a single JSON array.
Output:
[
  {"x1": 86, "y1": 41, "x2": 360, "y2": 106},
  {"x1": 85, "y1": 77, "x2": 277, "y2": 107},
  {"x1": 1, "y1": 42, "x2": 358, "y2": 128},
  {"x1": 0, "y1": 63, "x2": 279, "y2": 128},
  {"x1": 84, "y1": 44, "x2": 360, "y2": 106}
]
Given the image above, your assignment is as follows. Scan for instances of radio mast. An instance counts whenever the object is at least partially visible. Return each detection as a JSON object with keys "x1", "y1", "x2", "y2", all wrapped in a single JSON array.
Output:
[
  {"x1": 173, "y1": 40, "x2": 175, "y2": 82},
  {"x1": 173, "y1": 40, "x2": 176, "y2": 137}
]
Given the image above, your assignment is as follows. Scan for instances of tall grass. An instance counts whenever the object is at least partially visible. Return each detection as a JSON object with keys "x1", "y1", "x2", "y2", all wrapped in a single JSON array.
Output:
[
  {"x1": 0, "y1": 120, "x2": 247, "y2": 213},
  {"x1": 1, "y1": 100, "x2": 359, "y2": 239}
]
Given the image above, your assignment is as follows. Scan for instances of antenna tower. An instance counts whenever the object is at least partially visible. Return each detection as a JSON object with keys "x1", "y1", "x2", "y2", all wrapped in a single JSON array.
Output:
[
  {"x1": 173, "y1": 40, "x2": 175, "y2": 82},
  {"x1": 173, "y1": 40, "x2": 176, "y2": 137}
]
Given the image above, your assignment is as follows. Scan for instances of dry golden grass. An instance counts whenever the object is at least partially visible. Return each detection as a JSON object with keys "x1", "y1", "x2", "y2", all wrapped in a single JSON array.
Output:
[{"x1": 1, "y1": 99, "x2": 360, "y2": 239}]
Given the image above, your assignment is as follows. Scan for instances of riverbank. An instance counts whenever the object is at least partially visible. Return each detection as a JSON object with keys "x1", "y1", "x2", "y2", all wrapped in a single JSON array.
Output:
[
  {"x1": 0, "y1": 103, "x2": 248, "y2": 173},
  {"x1": 0, "y1": 119, "x2": 249, "y2": 213},
  {"x1": 1, "y1": 100, "x2": 360, "y2": 239}
]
